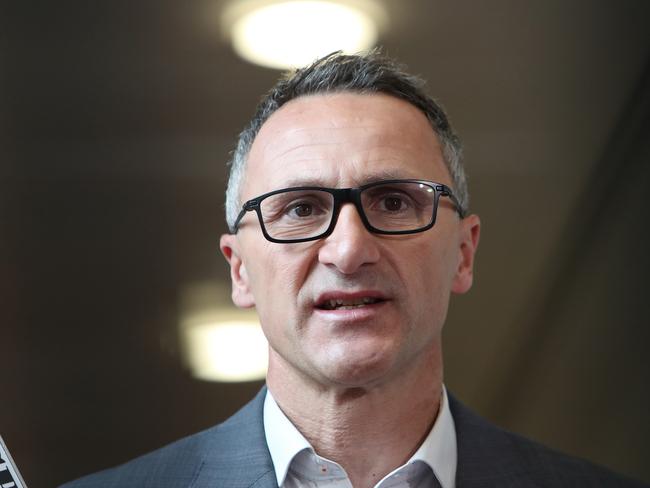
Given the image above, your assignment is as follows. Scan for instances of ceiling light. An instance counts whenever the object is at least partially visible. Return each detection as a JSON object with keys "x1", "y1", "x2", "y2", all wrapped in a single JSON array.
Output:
[
  {"x1": 222, "y1": 0, "x2": 387, "y2": 69},
  {"x1": 179, "y1": 282, "x2": 268, "y2": 382},
  {"x1": 182, "y1": 320, "x2": 268, "y2": 382}
]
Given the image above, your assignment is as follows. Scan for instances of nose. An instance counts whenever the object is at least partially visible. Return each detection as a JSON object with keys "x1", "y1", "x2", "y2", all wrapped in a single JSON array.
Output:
[{"x1": 318, "y1": 203, "x2": 380, "y2": 274}]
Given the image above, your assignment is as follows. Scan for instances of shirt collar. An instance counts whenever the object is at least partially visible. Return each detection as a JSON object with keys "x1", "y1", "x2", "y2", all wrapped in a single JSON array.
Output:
[
  {"x1": 263, "y1": 386, "x2": 457, "y2": 488},
  {"x1": 263, "y1": 390, "x2": 312, "y2": 486},
  {"x1": 409, "y1": 386, "x2": 457, "y2": 488}
]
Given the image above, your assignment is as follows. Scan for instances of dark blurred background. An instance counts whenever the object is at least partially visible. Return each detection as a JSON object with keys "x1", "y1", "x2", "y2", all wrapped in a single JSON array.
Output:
[{"x1": 2, "y1": 0, "x2": 650, "y2": 486}]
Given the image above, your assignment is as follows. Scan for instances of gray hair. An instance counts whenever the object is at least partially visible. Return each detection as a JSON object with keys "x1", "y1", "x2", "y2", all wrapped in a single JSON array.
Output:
[{"x1": 225, "y1": 50, "x2": 468, "y2": 231}]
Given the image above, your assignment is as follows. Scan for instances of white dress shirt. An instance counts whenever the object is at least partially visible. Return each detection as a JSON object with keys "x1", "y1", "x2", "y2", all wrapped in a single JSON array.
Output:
[{"x1": 263, "y1": 387, "x2": 457, "y2": 488}]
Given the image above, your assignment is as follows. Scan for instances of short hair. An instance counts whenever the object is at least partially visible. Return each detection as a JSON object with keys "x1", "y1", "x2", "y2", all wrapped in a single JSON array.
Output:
[{"x1": 225, "y1": 50, "x2": 468, "y2": 231}]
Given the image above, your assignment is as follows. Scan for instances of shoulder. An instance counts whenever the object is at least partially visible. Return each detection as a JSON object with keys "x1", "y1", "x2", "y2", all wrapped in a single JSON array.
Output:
[
  {"x1": 60, "y1": 388, "x2": 271, "y2": 488},
  {"x1": 448, "y1": 394, "x2": 648, "y2": 487},
  {"x1": 59, "y1": 423, "x2": 222, "y2": 488}
]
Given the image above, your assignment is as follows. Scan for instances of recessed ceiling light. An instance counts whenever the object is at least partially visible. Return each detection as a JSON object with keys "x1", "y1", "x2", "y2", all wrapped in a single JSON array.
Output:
[
  {"x1": 222, "y1": 0, "x2": 387, "y2": 69},
  {"x1": 182, "y1": 320, "x2": 268, "y2": 382},
  {"x1": 179, "y1": 282, "x2": 267, "y2": 382}
]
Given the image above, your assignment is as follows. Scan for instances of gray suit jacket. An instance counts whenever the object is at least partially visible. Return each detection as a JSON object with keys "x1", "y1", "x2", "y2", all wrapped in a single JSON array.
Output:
[{"x1": 61, "y1": 388, "x2": 647, "y2": 487}]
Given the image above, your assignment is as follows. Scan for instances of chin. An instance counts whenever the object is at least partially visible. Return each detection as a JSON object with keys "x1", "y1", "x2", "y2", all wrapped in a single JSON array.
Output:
[{"x1": 316, "y1": 345, "x2": 400, "y2": 389}]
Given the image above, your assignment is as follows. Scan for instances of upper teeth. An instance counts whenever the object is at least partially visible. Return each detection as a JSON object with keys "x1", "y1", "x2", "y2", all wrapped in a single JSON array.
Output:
[{"x1": 323, "y1": 297, "x2": 379, "y2": 309}]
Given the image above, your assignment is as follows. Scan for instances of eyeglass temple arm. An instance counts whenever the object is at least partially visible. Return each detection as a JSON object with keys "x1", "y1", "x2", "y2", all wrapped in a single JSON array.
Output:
[
  {"x1": 231, "y1": 199, "x2": 258, "y2": 234},
  {"x1": 437, "y1": 185, "x2": 466, "y2": 219}
]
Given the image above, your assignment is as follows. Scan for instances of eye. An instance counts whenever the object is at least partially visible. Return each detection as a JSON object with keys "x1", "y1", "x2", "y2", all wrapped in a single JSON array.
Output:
[
  {"x1": 290, "y1": 202, "x2": 314, "y2": 217},
  {"x1": 261, "y1": 190, "x2": 332, "y2": 225},
  {"x1": 382, "y1": 196, "x2": 406, "y2": 212},
  {"x1": 374, "y1": 192, "x2": 413, "y2": 213},
  {"x1": 283, "y1": 197, "x2": 329, "y2": 219}
]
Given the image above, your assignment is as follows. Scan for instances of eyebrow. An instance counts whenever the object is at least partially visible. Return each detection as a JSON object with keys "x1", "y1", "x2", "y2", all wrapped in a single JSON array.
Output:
[{"x1": 281, "y1": 169, "x2": 420, "y2": 189}]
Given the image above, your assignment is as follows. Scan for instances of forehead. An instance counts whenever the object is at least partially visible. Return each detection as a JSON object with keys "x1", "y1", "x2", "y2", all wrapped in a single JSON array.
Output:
[{"x1": 243, "y1": 92, "x2": 449, "y2": 195}]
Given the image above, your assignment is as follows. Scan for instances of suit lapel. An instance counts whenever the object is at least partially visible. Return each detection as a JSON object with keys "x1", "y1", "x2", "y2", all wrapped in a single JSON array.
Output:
[
  {"x1": 450, "y1": 394, "x2": 541, "y2": 488},
  {"x1": 190, "y1": 388, "x2": 278, "y2": 488}
]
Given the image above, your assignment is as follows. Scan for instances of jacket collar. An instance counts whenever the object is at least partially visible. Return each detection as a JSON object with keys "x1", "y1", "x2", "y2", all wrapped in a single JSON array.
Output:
[
  {"x1": 191, "y1": 387, "x2": 277, "y2": 488},
  {"x1": 190, "y1": 387, "x2": 537, "y2": 488},
  {"x1": 449, "y1": 394, "x2": 540, "y2": 488}
]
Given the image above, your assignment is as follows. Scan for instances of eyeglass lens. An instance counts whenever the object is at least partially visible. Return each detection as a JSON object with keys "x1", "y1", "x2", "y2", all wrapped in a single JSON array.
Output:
[{"x1": 259, "y1": 182, "x2": 437, "y2": 240}]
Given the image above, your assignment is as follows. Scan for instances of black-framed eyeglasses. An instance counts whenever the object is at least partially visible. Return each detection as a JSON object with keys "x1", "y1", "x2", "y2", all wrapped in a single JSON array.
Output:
[{"x1": 231, "y1": 179, "x2": 466, "y2": 244}]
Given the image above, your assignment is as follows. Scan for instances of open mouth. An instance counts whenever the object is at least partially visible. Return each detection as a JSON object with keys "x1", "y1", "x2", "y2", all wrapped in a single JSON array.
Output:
[{"x1": 316, "y1": 297, "x2": 385, "y2": 310}]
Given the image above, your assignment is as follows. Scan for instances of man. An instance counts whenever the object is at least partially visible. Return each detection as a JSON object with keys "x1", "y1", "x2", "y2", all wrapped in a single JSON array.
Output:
[{"x1": 63, "y1": 52, "x2": 646, "y2": 487}]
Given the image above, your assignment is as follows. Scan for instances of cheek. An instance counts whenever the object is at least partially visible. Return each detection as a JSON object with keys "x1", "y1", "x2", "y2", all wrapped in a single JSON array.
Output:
[
  {"x1": 403, "y1": 240, "x2": 457, "y2": 317},
  {"x1": 244, "y1": 244, "x2": 312, "y2": 317}
]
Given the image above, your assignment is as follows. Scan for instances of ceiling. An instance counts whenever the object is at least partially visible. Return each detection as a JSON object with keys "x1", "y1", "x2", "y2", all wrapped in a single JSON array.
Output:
[{"x1": 2, "y1": 1, "x2": 649, "y2": 485}]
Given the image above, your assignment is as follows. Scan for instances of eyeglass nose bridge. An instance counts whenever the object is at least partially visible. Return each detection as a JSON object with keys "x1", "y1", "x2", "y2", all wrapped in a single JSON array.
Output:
[{"x1": 321, "y1": 187, "x2": 375, "y2": 239}]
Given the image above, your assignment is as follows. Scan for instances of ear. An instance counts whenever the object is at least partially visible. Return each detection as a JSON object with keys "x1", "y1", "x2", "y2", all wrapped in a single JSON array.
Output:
[
  {"x1": 451, "y1": 214, "x2": 481, "y2": 294},
  {"x1": 219, "y1": 234, "x2": 256, "y2": 308}
]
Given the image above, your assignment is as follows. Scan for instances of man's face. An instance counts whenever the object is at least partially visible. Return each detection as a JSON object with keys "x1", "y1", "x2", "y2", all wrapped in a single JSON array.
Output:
[{"x1": 220, "y1": 93, "x2": 479, "y2": 389}]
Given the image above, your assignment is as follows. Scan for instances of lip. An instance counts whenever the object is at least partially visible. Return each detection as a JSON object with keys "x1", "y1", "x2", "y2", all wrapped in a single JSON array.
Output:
[
  {"x1": 313, "y1": 290, "x2": 390, "y2": 320},
  {"x1": 315, "y1": 290, "x2": 389, "y2": 305}
]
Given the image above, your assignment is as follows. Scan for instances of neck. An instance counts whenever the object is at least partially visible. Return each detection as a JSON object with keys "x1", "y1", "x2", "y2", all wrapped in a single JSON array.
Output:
[{"x1": 266, "y1": 348, "x2": 443, "y2": 488}]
